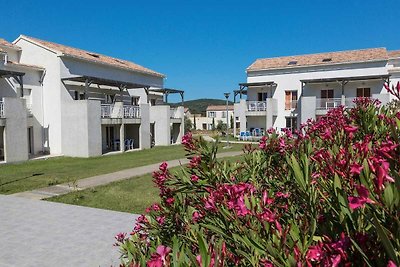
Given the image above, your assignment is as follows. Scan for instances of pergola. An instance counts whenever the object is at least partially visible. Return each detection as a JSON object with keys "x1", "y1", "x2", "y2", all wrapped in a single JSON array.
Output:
[
  {"x1": 0, "y1": 69, "x2": 25, "y2": 97},
  {"x1": 61, "y1": 75, "x2": 154, "y2": 101},
  {"x1": 235, "y1": 81, "x2": 276, "y2": 102},
  {"x1": 300, "y1": 74, "x2": 391, "y2": 94},
  {"x1": 148, "y1": 88, "x2": 184, "y2": 105}
]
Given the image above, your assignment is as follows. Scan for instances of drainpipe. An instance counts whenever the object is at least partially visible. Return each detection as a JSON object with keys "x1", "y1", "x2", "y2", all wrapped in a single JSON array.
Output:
[{"x1": 40, "y1": 70, "x2": 46, "y2": 154}]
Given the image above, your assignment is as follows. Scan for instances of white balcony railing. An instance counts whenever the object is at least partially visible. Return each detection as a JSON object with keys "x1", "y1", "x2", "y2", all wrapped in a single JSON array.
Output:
[
  {"x1": 316, "y1": 98, "x2": 341, "y2": 110},
  {"x1": 101, "y1": 104, "x2": 140, "y2": 119},
  {"x1": 123, "y1": 105, "x2": 140, "y2": 118},
  {"x1": 0, "y1": 101, "x2": 4, "y2": 118},
  {"x1": 170, "y1": 108, "x2": 180, "y2": 119},
  {"x1": 247, "y1": 101, "x2": 267, "y2": 112},
  {"x1": 101, "y1": 104, "x2": 113, "y2": 118}
]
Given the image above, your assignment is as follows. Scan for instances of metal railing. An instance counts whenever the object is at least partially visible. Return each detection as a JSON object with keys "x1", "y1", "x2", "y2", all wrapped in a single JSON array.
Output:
[
  {"x1": 123, "y1": 105, "x2": 140, "y2": 118},
  {"x1": 101, "y1": 104, "x2": 140, "y2": 119},
  {"x1": 0, "y1": 101, "x2": 4, "y2": 118},
  {"x1": 316, "y1": 98, "x2": 341, "y2": 110},
  {"x1": 101, "y1": 104, "x2": 113, "y2": 118},
  {"x1": 247, "y1": 101, "x2": 267, "y2": 111},
  {"x1": 170, "y1": 108, "x2": 180, "y2": 119}
]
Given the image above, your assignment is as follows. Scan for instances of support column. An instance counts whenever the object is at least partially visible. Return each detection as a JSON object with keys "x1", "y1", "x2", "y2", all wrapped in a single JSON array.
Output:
[{"x1": 120, "y1": 124, "x2": 125, "y2": 152}]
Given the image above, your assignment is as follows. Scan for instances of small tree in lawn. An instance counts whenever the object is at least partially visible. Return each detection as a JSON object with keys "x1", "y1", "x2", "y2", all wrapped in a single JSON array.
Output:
[
  {"x1": 230, "y1": 114, "x2": 234, "y2": 129},
  {"x1": 193, "y1": 114, "x2": 197, "y2": 129}
]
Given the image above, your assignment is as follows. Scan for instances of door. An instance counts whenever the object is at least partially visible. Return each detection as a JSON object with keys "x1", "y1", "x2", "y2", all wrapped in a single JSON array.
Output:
[
  {"x1": 27, "y1": 127, "x2": 34, "y2": 155},
  {"x1": 321, "y1": 89, "x2": 334, "y2": 109},
  {"x1": 105, "y1": 126, "x2": 115, "y2": 150}
]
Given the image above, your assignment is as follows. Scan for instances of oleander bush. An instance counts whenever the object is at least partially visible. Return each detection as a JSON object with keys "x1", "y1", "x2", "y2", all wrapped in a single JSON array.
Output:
[{"x1": 115, "y1": 82, "x2": 400, "y2": 266}]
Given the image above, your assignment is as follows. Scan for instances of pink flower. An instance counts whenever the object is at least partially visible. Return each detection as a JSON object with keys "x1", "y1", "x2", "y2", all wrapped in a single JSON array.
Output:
[
  {"x1": 348, "y1": 184, "x2": 374, "y2": 210},
  {"x1": 191, "y1": 174, "x2": 199, "y2": 182},
  {"x1": 189, "y1": 156, "x2": 202, "y2": 168},
  {"x1": 387, "y1": 260, "x2": 397, "y2": 267},
  {"x1": 307, "y1": 243, "x2": 324, "y2": 262},
  {"x1": 159, "y1": 162, "x2": 168, "y2": 172},
  {"x1": 114, "y1": 232, "x2": 126, "y2": 245},
  {"x1": 156, "y1": 216, "x2": 165, "y2": 225},
  {"x1": 192, "y1": 211, "x2": 202, "y2": 222},
  {"x1": 147, "y1": 245, "x2": 171, "y2": 267},
  {"x1": 349, "y1": 163, "x2": 363, "y2": 175},
  {"x1": 182, "y1": 132, "x2": 195, "y2": 150},
  {"x1": 275, "y1": 192, "x2": 290, "y2": 198},
  {"x1": 165, "y1": 197, "x2": 175, "y2": 206},
  {"x1": 344, "y1": 125, "x2": 358, "y2": 138}
]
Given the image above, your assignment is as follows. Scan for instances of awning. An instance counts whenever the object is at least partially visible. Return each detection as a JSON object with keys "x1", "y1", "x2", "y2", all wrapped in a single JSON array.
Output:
[
  {"x1": 300, "y1": 74, "x2": 390, "y2": 84},
  {"x1": 61, "y1": 75, "x2": 152, "y2": 89},
  {"x1": 148, "y1": 88, "x2": 184, "y2": 105},
  {"x1": 238, "y1": 81, "x2": 276, "y2": 88},
  {"x1": 0, "y1": 69, "x2": 25, "y2": 97}
]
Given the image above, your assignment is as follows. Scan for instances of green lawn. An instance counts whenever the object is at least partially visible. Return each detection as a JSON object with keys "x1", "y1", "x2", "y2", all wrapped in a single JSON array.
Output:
[
  {"x1": 0, "y1": 143, "x2": 245, "y2": 194},
  {"x1": 48, "y1": 155, "x2": 245, "y2": 214}
]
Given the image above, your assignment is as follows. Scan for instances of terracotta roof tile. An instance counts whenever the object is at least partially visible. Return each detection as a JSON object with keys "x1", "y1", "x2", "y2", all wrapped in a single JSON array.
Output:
[
  {"x1": 248, "y1": 48, "x2": 389, "y2": 72},
  {"x1": 206, "y1": 105, "x2": 234, "y2": 111},
  {"x1": 0, "y1": 38, "x2": 21, "y2": 50},
  {"x1": 7, "y1": 60, "x2": 45, "y2": 70},
  {"x1": 388, "y1": 50, "x2": 400, "y2": 59},
  {"x1": 20, "y1": 35, "x2": 165, "y2": 77}
]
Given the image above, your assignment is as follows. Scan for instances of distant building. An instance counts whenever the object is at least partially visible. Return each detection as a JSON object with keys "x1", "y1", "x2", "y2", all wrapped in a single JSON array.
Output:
[{"x1": 189, "y1": 105, "x2": 234, "y2": 130}]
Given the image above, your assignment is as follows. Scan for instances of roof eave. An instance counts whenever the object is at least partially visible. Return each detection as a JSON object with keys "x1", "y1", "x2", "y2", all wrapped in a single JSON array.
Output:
[
  {"x1": 60, "y1": 53, "x2": 166, "y2": 78},
  {"x1": 246, "y1": 58, "x2": 389, "y2": 73}
]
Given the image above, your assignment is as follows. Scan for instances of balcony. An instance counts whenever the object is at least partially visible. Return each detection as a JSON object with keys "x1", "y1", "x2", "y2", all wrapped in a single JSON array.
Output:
[
  {"x1": 247, "y1": 101, "x2": 267, "y2": 112},
  {"x1": 316, "y1": 98, "x2": 342, "y2": 110},
  {"x1": 101, "y1": 104, "x2": 140, "y2": 119},
  {"x1": 170, "y1": 108, "x2": 180, "y2": 119},
  {"x1": 285, "y1": 100, "x2": 298, "y2": 110}
]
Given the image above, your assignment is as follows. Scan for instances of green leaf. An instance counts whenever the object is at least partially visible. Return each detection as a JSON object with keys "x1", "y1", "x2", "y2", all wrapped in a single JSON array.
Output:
[
  {"x1": 372, "y1": 213, "x2": 399, "y2": 265},
  {"x1": 197, "y1": 232, "x2": 210, "y2": 267}
]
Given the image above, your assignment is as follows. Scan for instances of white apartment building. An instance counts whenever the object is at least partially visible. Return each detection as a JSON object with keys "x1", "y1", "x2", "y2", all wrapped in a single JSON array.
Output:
[
  {"x1": 234, "y1": 48, "x2": 400, "y2": 134},
  {"x1": 0, "y1": 35, "x2": 184, "y2": 163},
  {"x1": 190, "y1": 105, "x2": 233, "y2": 130}
]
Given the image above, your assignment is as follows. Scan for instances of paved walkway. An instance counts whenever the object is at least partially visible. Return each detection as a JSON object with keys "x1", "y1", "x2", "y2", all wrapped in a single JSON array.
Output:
[
  {"x1": 12, "y1": 150, "x2": 243, "y2": 200},
  {"x1": 0, "y1": 194, "x2": 137, "y2": 267}
]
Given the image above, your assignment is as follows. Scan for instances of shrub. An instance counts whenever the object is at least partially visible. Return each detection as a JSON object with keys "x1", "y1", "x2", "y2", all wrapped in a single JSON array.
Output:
[{"x1": 115, "y1": 85, "x2": 400, "y2": 266}]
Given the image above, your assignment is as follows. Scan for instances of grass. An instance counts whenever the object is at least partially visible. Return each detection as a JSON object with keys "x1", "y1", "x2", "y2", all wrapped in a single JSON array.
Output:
[
  {"x1": 0, "y1": 143, "x2": 245, "y2": 194},
  {"x1": 48, "y1": 155, "x2": 245, "y2": 214}
]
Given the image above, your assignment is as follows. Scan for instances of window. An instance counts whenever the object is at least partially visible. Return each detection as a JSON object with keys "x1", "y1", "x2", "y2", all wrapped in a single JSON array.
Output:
[
  {"x1": 221, "y1": 111, "x2": 226, "y2": 118},
  {"x1": 285, "y1": 90, "x2": 298, "y2": 110},
  {"x1": 321, "y1": 89, "x2": 334, "y2": 99},
  {"x1": 356, "y1": 88, "x2": 371, "y2": 97},
  {"x1": 285, "y1": 117, "x2": 297, "y2": 133},
  {"x1": 202, "y1": 123, "x2": 207, "y2": 130},
  {"x1": 288, "y1": 61, "x2": 298, "y2": 65},
  {"x1": 257, "y1": 92, "x2": 268, "y2": 101},
  {"x1": 322, "y1": 58, "x2": 332, "y2": 62},
  {"x1": 208, "y1": 111, "x2": 216, "y2": 118},
  {"x1": 150, "y1": 99, "x2": 156, "y2": 106}
]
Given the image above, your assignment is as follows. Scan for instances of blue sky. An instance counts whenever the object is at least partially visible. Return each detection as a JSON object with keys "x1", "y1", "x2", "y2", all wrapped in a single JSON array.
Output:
[{"x1": 2, "y1": 0, "x2": 399, "y2": 101}]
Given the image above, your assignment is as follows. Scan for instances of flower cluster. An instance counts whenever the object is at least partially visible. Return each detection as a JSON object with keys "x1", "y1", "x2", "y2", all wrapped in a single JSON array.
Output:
[{"x1": 116, "y1": 96, "x2": 400, "y2": 266}]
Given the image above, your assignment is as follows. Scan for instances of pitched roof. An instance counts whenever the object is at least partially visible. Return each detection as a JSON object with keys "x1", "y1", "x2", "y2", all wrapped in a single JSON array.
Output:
[
  {"x1": 0, "y1": 38, "x2": 21, "y2": 50},
  {"x1": 18, "y1": 35, "x2": 165, "y2": 78},
  {"x1": 247, "y1": 48, "x2": 389, "y2": 72},
  {"x1": 388, "y1": 50, "x2": 400, "y2": 59},
  {"x1": 206, "y1": 105, "x2": 234, "y2": 111}
]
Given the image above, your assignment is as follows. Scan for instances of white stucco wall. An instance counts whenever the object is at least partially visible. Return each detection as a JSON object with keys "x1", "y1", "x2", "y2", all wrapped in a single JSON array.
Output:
[{"x1": 241, "y1": 60, "x2": 393, "y2": 131}]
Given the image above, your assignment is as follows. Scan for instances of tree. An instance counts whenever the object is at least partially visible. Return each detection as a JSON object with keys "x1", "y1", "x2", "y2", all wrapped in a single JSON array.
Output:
[
  {"x1": 211, "y1": 117, "x2": 215, "y2": 131},
  {"x1": 216, "y1": 120, "x2": 226, "y2": 132},
  {"x1": 230, "y1": 114, "x2": 234, "y2": 129},
  {"x1": 184, "y1": 116, "x2": 192, "y2": 133},
  {"x1": 193, "y1": 114, "x2": 197, "y2": 129}
]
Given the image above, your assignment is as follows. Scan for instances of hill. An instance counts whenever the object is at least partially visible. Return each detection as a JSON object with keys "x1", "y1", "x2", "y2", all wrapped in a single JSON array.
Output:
[{"x1": 171, "y1": 98, "x2": 234, "y2": 115}]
